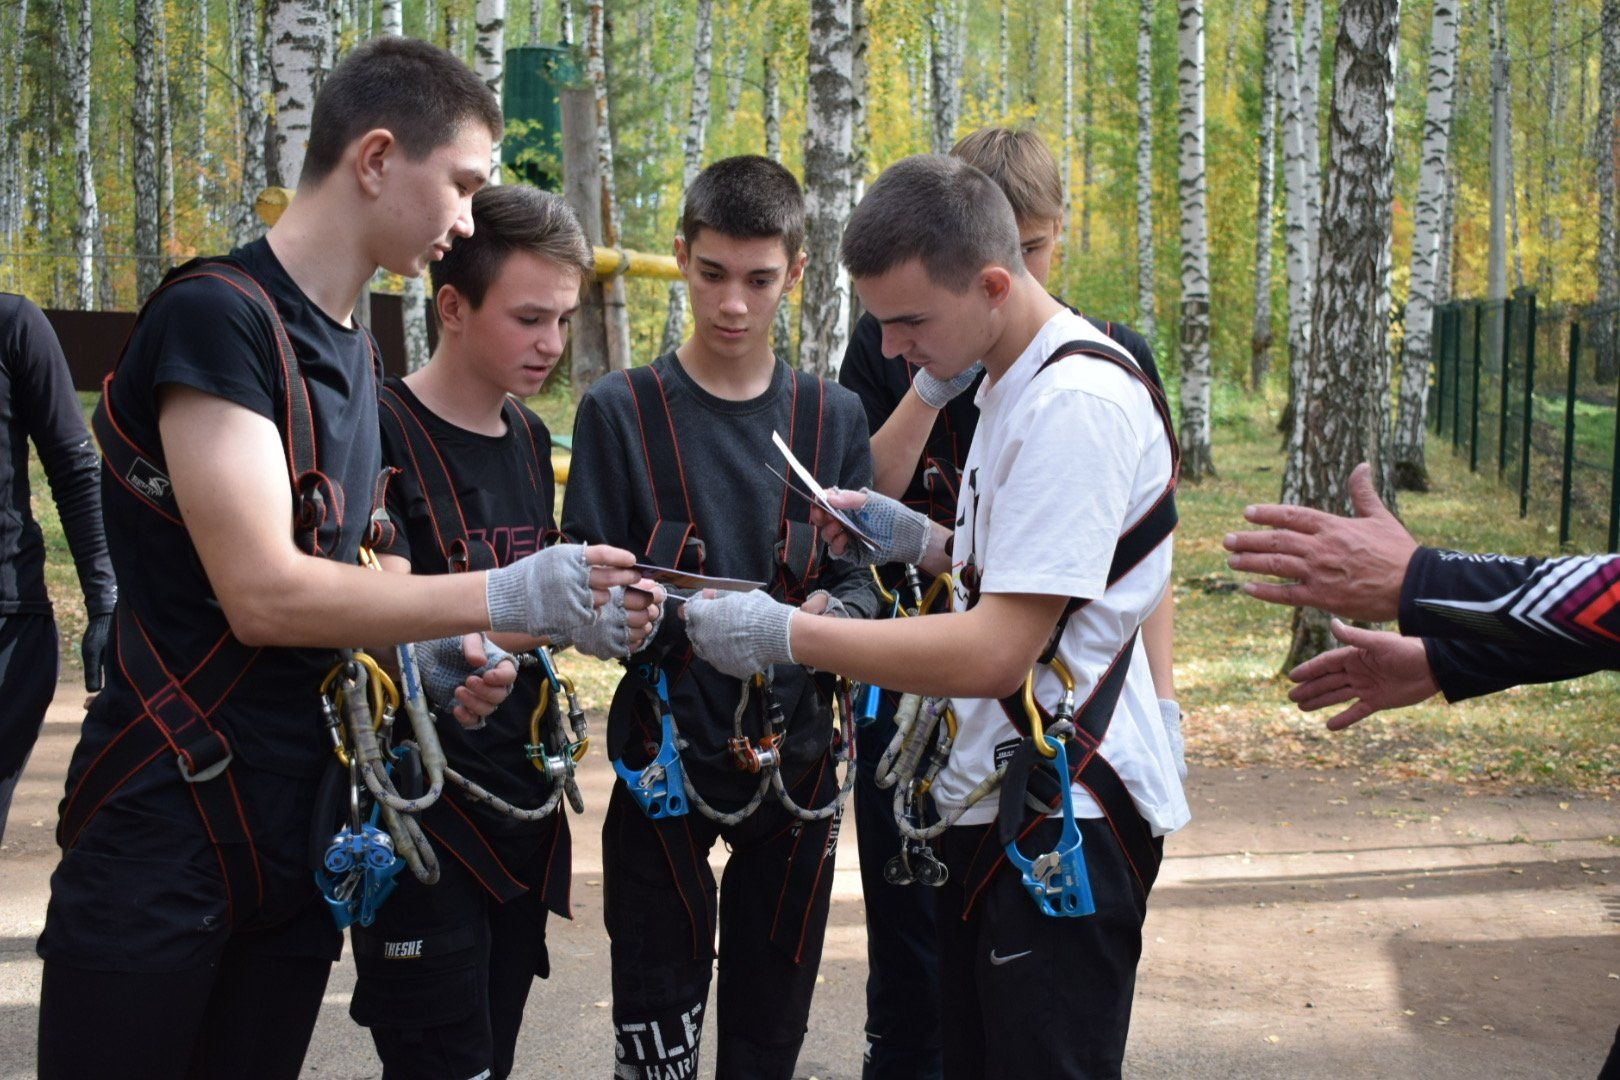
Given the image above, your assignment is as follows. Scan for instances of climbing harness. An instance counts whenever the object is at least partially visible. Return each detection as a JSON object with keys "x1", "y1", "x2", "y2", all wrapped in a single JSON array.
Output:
[{"x1": 64, "y1": 257, "x2": 386, "y2": 928}]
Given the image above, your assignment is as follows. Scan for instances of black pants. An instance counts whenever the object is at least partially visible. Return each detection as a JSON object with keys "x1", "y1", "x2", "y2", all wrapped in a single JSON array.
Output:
[
  {"x1": 349, "y1": 825, "x2": 558, "y2": 1080},
  {"x1": 0, "y1": 613, "x2": 58, "y2": 845},
  {"x1": 37, "y1": 725, "x2": 341, "y2": 1078},
  {"x1": 1600, "y1": 1024, "x2": 1620, "y2": 1079},
  {"x1": 936, "y1": 815, "x2": 1154, "y2": 1080},
  {"x1": 603, "y1": 756, "x2": 842, "y2": 1080},
  {"x1": 853, "y1": 705, "x2": 944, "y2": 1080}
]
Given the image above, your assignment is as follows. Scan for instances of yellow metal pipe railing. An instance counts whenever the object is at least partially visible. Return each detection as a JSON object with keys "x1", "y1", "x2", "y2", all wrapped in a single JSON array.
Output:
[{"x1": 254, "y1": 188, "x2": 679, "y2": 281}]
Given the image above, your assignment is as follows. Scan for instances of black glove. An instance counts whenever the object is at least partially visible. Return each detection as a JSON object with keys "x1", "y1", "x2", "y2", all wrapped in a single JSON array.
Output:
[{"x1": 81, "y1": 612, "x2": 112, "y2": 693}]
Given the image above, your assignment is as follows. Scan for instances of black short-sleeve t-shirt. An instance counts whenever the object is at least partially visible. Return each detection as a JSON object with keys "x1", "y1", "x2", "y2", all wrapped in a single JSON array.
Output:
[
  {"x1": 89, "y1": 239, "x2": 382, "y2": 779},
  {"x1": 378, "y1": 378, "x2": 559, "y2": 835}
]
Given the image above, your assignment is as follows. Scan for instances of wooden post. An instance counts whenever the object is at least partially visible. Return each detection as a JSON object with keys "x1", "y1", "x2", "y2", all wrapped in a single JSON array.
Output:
[{"x1": 562, "y1": 86, "x2": 610, "y2": 396}]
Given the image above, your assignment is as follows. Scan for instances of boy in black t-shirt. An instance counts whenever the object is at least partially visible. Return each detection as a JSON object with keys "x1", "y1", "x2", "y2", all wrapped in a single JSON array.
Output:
[
  {"x1": 564, "y1": 156, "x2": 880, "y2": 1080},
  {"x1": 36, "y1": 40, "x2": 656, "y2": 1080},
  {"x1": 354, "y1": 185, "x2": 609, "y2": 1079},
  {"x1": 836, "y1": 128, "x2": 1183, "y2": 1080}
]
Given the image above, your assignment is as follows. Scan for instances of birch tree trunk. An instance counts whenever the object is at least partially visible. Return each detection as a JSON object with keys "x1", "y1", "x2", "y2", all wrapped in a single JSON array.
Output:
[
  {"x1": 1081, "y1": 0, "x2": 1093, "y2": 252},
  {"x1": 1, "y1": 0, "x2": 26, "y2": 244},
  {"x1": 763, "y1": 23, "x2": 781, "y2": 161},
  {"x1": 660, "y1": 0, "x2": 713, "y2": 357},
  {"x1": 1300, "y1": 0, "x2": 1324, "y2": 264},
  {"x1": 1277, "y1": 0, "x2": 1316, "y2": 488},
  {"x1": 62, "y1": 0, "x2": 97, "y2": 309},
  {"x1": 1251, "y1": 0, "x2": 1281, "y2": 391},
  {"x1": 1540, "y1": 0, "x2": 1565, "y2": 295},
  {"x1": 135, "y1": 0, "x2": 163, "y2": 300},
  {"x1": 1135, "y1": 0, "x2": 1157, "y2": 346},
  {"x1": 800, "y1": 0, "x2": 855, "y2": 377},
  {"x1": 1177, "y1": 0, "x2": 1215, "y2": 481},
  {"x1": 381, "y1": 0, "x2": 402, "y2": 36},
  {"x1": 474, "y1": 0, "x2": 505, "y2": 180},
  {"x1": 1393, "y1": 0, "x2": 1459, "y2": 492},
  {"x1": 195, "y1": 0, "x2": 211, "y2": 222},
  {"x1": 159, "y1": 6, "x2": 176, "y2": 247},
  {"x1": 585, "y1": 0, "x2": 631, "y2": 371},
  {"x1": 1487, "y1": 0, "x2": 1509, "y2": 314},
  {"x1": 929, "y1": 0, "x2": 957, "y2": 154},
  {"x1": 268, "y1": 0, "x2": 329, "y2": 187},
  {"x1": 999, "y1": 0, "x2": 1010, "y2": 115},
  {"x1": 1061, "y1": 0, "x2": 1074, "y2": 223},
  {"x1": 559, "y1": 0, "x2": 573, "y2": 45},
  {"x1": 1597, "y1": 0, "x2": 1620, "y2": 384},
  {"x1": 234, "y1": 0, "x2": 269, "y2": 244},
  {"x1": 1286, "y1": 0, "x2": 1402, "y2": 669}
]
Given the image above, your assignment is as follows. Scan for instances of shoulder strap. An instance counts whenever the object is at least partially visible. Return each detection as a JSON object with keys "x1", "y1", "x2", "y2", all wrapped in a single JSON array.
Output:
[
  {"x1": 378, "y1": 383, "x2": 497, "y2": 573},
  {"x1": 774, "y1": 370, "x2": 826, "y2": 603},
  {"x1": 622, "y1": 364, "x2": 705, "y2": 573}
]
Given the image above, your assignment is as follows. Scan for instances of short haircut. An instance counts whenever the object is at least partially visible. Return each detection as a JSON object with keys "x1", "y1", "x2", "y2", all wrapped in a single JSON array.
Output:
[
  {"x1": 951, "y1": 127, "x2": 1064, "y2": 226},
  {"x1": 301, "y1": 37, "x2": 502, "y2": 186},
  {"x1": 430, "y1": 185, "x2": 593, "y2": 308},
  {"x1": 840, "y1": 154, "x2": 1024, "y2": 293},
  {"x1": 680, "y1": 155, "x2": 806, "y2": 259}
]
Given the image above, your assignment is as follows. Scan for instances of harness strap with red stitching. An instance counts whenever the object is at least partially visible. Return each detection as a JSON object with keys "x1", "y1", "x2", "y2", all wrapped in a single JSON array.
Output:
[{"x1": 58, "y1": 605, "x2": 267, "y2": 923}]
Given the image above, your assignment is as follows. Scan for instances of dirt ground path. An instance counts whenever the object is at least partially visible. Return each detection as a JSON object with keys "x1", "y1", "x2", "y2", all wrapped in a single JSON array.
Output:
[{"x1": 1, "y1": 683, "x2": 1615, "y2": 1078}]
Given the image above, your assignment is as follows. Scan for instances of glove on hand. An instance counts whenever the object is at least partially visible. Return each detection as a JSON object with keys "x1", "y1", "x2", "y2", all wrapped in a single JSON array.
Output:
[
  {"x1": 803, "y1": 589, "x2": 851, "y2": 619},
  {"x1": 485, "y1": 543, "x2": 595, "y2": 640},
  {"x1": 1159, "y1": 698, "x2": 1187, "y2": 781},
  {"x1": 81, "y1": 612, "x2": 112, "y2": 693},
  {"x1": 912, "y1": 360, "x2": 983, "y2": 409},
  {"x1": 685, "y1": 590, "x2": 796, "y2": 680},
  {"x1": 415, "y1": 634, "x2": 516, "y2": 716},
  {"x1": 565, "y1": 586, "x2": 642, "y2": 660},
  {"x1": 840, "y1": 489, "x2": 934, "y2": 568}
]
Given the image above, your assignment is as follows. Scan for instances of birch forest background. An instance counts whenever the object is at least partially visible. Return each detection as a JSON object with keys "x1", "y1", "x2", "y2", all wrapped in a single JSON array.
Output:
[{"x1": 2, "y1": 0, "x2": 1615, "y2": 514}]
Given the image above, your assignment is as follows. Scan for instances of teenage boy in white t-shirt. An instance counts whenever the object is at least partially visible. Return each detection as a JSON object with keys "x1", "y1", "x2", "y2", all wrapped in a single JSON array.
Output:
[{"x1": 684, "y1": 153, "x2": 1188, "y2": 1077}]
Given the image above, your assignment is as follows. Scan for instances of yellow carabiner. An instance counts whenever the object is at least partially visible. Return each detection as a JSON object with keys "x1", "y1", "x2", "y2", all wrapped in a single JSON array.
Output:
[
  {"x1": 917, "y1": 572, "x2": 956, "y2": 616},
  {"x1": 868, "y1": 565, "x2": 898, "y2": 609},
  {"x1": 320, "y1": 650, "x2": 396, "y2": 766},
  {"x1": 531, "y1": 670, "x2": 591, "y2": 771},
  {"x1": 1020, "y1": 656, "x2": 1075, "y2": 759}
]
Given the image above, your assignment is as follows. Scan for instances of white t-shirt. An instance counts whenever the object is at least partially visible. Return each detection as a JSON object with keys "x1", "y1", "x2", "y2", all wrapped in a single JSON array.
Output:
[{"x1": 933, "y1": 308, "x2": 1191, "y2": 836}]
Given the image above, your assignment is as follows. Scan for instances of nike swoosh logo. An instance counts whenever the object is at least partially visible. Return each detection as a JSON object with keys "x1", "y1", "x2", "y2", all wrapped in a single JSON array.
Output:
[{"x1": 988, "y1": 949, "x2": 1032, "y2": 966}]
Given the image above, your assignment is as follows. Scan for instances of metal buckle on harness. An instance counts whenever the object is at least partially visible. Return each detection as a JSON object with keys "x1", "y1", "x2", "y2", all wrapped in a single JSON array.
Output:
[
  {"x1": 1003, "y1": 735, "x2": 1096, "y2": 918},
  {"x1": 177, "y1": 749, "x2": 232, "y2": 784},
  {"x1": 611, "y1": 666, "x2": 688, "y2": 819}
]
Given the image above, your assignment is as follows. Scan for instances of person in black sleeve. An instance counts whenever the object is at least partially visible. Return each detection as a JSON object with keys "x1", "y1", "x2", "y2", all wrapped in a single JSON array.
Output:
[
  {"x1": 354, "y1": 185, "x2": 613, "y2": 1080},
  {"x1": 1225, "y1": 460, "x2": 1620, "y2": 1078},
  {"x1": 35, "y1": 40, "x2": 654, "y2": 1080},
  {"x1": 0, "y1": 295, "x2": 116, "y2": 845},
  {"x1": 834, "y1": 127, "x2": 1180, "y2": 1080},
  {"x1": 563, "y1": 155, "x2": 881, "y2": 1080}
]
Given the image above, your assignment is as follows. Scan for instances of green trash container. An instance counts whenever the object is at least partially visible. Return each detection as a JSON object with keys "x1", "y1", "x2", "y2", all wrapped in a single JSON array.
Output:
[{"x1": 503, "y1": 45, "x2": 575, "y2": 190}]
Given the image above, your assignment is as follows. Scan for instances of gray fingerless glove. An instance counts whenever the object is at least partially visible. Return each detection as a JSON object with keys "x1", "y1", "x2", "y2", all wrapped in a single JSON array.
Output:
[
  {"x1": 485, "y1": 543, "x2": 594, "y2": 640},
  {"x1": 415, "y1": 634, "x2": 515, "y2": 715},
  {"x1": 1159, "y1": 698, "x2": 1187, "y2": 781},
  {"x1": 804, "y1": 589, "x2": 851, "y2": 619},
  {"x1": 569, "y1": 586, "x2": 633, "y2": 660},
  {"x1": 912, "y1": 360, "x2": 983, "y2": 409},
  {"x1": 685, "y1": 590, "x2": 795, "y2": 680},
  {"x1": 843, "y1": 488, "x2": 934, "y2": 568}
]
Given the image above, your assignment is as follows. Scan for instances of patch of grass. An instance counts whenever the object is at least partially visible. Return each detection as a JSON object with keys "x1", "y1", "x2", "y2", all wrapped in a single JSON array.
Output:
[{"x1": 1179, "y1": 387, "x2": 1620, "y2": 794}]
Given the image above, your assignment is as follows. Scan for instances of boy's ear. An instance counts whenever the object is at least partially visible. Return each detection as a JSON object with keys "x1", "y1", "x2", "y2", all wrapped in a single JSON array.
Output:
[
  {"x1": 784, "y1": 250, "x2": 808, "y2": 292},
  {"x1": 982, "y1": 265, "x2": 1014, "y2": 307},
  {"x1": 353, "y1": 128, "x2": 397, "y2": 198},
  {"x1": 436, "y1": 284, "x2": 468, "y2": 333},
  {"x1": 673, "y1": 235, "x2": 689, "y2": 270}
]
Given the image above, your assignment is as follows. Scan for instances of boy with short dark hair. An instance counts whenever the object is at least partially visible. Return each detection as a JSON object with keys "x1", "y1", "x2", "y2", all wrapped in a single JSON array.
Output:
[
  {"x1": 564, "y1": 154, "x2": 880, "y2": 1079},
  {"x1": 836, "y1": 127, "x2": 1180, "y2": 1079},
  {"x1": 686, "y1": 153, "x2": 1188, "y2": 1078},
  {"x1": 37, "y1": 38, "x2": 653, "y2": 1078},
  {"x1": 352, "y1": 184, "x2": 608, "y2": 1079}
]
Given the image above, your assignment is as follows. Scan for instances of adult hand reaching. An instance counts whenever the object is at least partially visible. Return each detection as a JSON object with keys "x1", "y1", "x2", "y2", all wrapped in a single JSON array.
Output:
[
  {"x1": 1223, "y1": 462, "x2": 1418, "y2": 622},
  {"x1": 1286, "y1": 620, "x2": 1439, "y2": 731}
]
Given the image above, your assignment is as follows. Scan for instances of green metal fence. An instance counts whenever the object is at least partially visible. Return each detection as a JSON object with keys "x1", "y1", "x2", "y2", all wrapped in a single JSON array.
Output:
[{"x1": 1431, "y1": 292, "x2": 1620, "y2": 551}]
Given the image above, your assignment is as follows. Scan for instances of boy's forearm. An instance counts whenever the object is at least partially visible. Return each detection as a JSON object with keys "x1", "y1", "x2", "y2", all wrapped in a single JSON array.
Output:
[
  {"x1": 868, "y1": 389, "x2": 940, "y2": 498},
  {"x1": 786, "y1": 591, "x2": 1066, "y2": 699}
]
